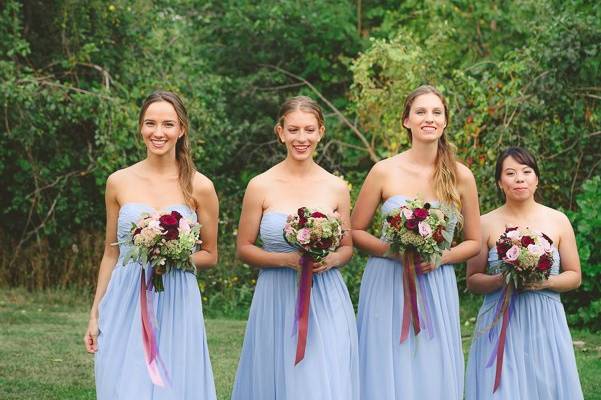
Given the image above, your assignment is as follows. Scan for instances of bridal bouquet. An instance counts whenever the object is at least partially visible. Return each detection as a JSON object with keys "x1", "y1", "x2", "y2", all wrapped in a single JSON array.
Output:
[
  {"x1": 122, "y1": 210, "x2": 200, "y2": 292},
  {"x1": 495, "y1": 226, "x2": 554, "y2": 289},
  {"x1": 382, "y1": 198, "x2": 454, "y2": 343},
  {"x1": 283, "y1": 207, "x2": 344, "y2": 364},
  {"x1": 382, "y1": 198, "x2": 453, "y2": 266}
]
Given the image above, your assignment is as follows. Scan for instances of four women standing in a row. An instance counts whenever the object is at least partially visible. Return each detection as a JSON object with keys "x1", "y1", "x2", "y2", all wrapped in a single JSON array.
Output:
[{"x1": 87, "y1": 88, "x2": 583, "y2": 399}]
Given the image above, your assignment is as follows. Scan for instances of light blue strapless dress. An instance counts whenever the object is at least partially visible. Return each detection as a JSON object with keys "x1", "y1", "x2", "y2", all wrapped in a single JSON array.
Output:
[
  {"x1": 465, "y1": 246, "x2": 583, "y2": 399},
  {"x1": 231, "y1": 212, "x2": 360, "y2": 400},
  {"x1": 95, "y1": 203, "x2": 217, "y2": 400},
  {"x1": 357, "y1": 194, "x2": 464, "y2": 400}
]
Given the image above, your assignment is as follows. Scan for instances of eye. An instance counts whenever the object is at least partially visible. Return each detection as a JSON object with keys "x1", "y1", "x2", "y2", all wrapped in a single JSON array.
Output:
[
  {"x1": 416, "y1": 111, "x2": 425, "y2": 115},
  {"x1": 288, "y1": 128, "x2": 298, "y2": 133},
  {"x1": 434, "y1": 110, "x2": 442, "y2": 115},
  {"x1": 165, "y1": 123, "x2": 175, "y2": 128},
  {"x1": 145, "y1": 121, "x2": 155, "y2": 127}
]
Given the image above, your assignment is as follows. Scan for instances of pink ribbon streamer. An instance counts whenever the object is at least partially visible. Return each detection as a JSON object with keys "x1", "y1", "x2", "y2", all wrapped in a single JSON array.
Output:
[{"x1": 140, "y1": 268, "x2": 169, "y2": 387}]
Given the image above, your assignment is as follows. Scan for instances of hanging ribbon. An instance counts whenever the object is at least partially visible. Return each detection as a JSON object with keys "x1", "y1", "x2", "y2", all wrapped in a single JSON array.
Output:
[
  {"x1": 140, "y1": 268, "x2": 169, "y2": 387},
  {"x1": 486, "y1": 284, "x2": 516, "y2": 392},
  {"x1": 294, "y1": 255, "x2": 314, "y2": 365},
  {"x1": 400, "y1": 251, "x2": 421, "y2": 342}
]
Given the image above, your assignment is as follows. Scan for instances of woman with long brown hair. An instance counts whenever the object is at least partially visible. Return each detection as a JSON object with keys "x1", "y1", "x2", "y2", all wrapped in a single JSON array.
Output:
[
  {"x1": 352, "y1": 85, "x2": 481, "y2": 399},
  {"x1": 84, "y1": 91, "x2": 218, "y2": 399}
]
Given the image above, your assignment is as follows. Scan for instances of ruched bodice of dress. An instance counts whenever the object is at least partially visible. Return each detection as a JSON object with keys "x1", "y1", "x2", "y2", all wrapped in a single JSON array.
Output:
[{"x1": 259, "y1": 212, "x2": 296, "y2": 254}]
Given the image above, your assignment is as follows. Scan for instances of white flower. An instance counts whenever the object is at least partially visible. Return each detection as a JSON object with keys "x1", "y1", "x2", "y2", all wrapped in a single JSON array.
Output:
[
  {"x1": 418, "y1": 221, "x2": 432, "y2": 237},
  {"x1": 401, "y1": 208, "x2": 413, "y2": 220},
  {"x1": 540, "y1": 237, "x2": 552, "y2": 252},
  {"x1": 506, "y1": 229, "x2": 520, "y2": 240},
  {"x1": 179, "y1": 218, "x2": 191, "y2": 233},
  {"x1": 527, "y1": 244, "x2": 544, "y2": 256}
]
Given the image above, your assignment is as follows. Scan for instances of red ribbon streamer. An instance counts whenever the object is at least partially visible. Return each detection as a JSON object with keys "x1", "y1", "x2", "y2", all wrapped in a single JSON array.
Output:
[
  {"x1": 400, "y1": 251, "x2": 421, "y2": 343},
  {"x1": 294, "y1": 255, "x2": 314, "y2": 365}
]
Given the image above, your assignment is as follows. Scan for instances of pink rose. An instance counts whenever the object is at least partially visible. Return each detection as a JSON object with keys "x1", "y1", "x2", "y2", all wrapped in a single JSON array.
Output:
[
  {"x1": 296, "y1": 228, "x2": 311, "y2": 245},
  {"x1": 527, "y1": 244, "x2": 544, "y2": 257},
  {"x1": 505, "y1": 245, "x2": 521, "y2": 261},
  {"x1": 178, "y1": 218, "x2": 191, "y2": 233},
  {"x1": 418, "y1": 221, "x2": 432, "y2": 237},
  {"x1": 401, "y1": 208, "x2": 413, "y2": 220}
]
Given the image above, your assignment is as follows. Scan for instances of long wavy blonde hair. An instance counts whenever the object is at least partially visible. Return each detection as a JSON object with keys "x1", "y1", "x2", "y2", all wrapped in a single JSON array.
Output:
[
  {"x1": 138, "y1": 91, "x2": 197, "y2": 209},
  {"x1": 402, "y1": 85, "x2": 462, "y2": 223}
]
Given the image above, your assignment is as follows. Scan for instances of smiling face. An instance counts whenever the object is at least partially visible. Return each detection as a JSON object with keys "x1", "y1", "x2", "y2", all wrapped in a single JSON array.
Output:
[
  {"x1": 498, "y1": 155, "x2": 539, "y2": 201},
  {"x1": 403, "y1": 92, "x2": 447, "y2": 143},
  {"x1": 276, "y1": 109, "x2": 324, "y2": 161},
  {"x1": 140, "y1": 101, "x2": 183, "y2": 157}
]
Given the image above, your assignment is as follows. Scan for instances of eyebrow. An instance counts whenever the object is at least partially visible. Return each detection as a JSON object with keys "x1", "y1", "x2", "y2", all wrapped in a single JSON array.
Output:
[{"x1": 143, "y1": 118, "x2": 177, "y2": 123}]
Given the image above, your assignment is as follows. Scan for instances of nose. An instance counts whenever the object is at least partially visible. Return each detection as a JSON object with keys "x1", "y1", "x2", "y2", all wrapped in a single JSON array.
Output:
[
  {"x1": 515, "y1": 173, "x2": 525, "y2": 182},
  {"x1": 425, "y1": 112, "x2": 434, "y2": 123}
]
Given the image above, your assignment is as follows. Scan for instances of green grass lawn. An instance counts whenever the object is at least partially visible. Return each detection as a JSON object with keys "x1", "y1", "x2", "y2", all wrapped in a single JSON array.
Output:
[{"x1": 1, "y1": 288, "x2": 599, "y2": 399}]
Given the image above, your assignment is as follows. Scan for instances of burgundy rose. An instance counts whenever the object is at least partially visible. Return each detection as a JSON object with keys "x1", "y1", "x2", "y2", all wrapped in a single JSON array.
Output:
[
  {"x1": 311, "y1": 211, "x2": 327, "y2": 218},
  {"x1": 432, "y1": 227, "x2": 445, "y2": 243},
  {"x1": 505, "y1": 226, "x2": 518, "y2": 232},
  {"x1": 521, "y1": 236, "x2": 535, "y2": 247},
  {"x1": 405, "y1": 219, "x2": 418, "y2": 231},
  {"x1": 297, "y1": 208, "x2": 308, "y2": 227},
  {"x1": 170, "y1": 210, "x2": 183, "y2": 221},
  {"x1": 424, "y1": 202, "x2": 431, "y2": 210},
  {"x1": 388, "y1": 214, "x2": 402, "y2": 229},
  {"x1": 159, "y1": 214, "x2": 179, "y2": 230},
  {"x1": 541, "y1": 232, "x2": 553, "y2": 245},
  {"x1": 413, "y1": 208, "x2": 429, "y2": 221},
  {"x1": 317, "y1": 238, "x2": 333, "y2": 249},
  {"x1": 133, "y1": 227, "x2": 142, "y2": 236},
  {"x1": 537, "y1": 254, "x2": 553, "y2": 271},
  {"x1": 496, "y1": 240, "x2": 512, "y2": 258},
  {"x1": 164, "y1": 228, "x2": 179, "y2": 241}
]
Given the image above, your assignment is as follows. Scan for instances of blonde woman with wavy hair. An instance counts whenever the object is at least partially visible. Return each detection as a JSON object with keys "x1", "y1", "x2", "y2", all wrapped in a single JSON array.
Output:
[
  {"x1": 351, "y1": 85, "x2": 481, "y2": 400},
  {"x1": 85, "y1": 91, "x2": 218, "y2": 399}
]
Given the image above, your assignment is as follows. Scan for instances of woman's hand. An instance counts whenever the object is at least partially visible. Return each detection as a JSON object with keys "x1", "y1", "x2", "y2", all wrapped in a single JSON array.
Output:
[
  {"x1": 84, "y1": 318, "x2": 99, "y2": 353},
  {"x1": 312, "y1": 253, "x2": 339, "y2": 274},
  {"x1": 522, "y1": 278, "x2": 551, "y2": 291}
]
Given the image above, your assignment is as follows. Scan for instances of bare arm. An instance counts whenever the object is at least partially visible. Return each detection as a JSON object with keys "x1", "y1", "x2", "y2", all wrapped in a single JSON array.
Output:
[
  {"x1": 236, "y1": 178, "x2": 300, "y2": 269},
  {"x1": 351, "y1": 163, "x2": 390, "y2": 257},
  {"x1": 525, "y1": 213, "x2": 581, "y2": 292},
  {"x1": 466, "y1": 216, "x2": 504, "y2": 294},
  {"x1": 314, "y1": 179, "x2": 353, "y2": 272},
  {"x1": 84, "y1": 174, "x2": 121, "y2": 353},
  {"x1": 191, "y1": 174, "x2": 219, "y2": 269}
]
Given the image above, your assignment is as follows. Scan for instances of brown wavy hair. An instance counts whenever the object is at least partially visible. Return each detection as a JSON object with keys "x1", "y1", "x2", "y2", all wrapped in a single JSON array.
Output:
[
  {"x1": 273, "y1": 96, "x2": 325, "y2": 136},
  {"x1": 138, "y1": 91, "x2": 197, "y2": 208},
  {"x1": 402, "y1": 85, "x2": 462, "y2": 221}
]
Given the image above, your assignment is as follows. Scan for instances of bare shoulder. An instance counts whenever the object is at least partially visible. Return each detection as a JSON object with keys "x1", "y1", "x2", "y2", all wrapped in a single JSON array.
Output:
[
  {"x1": 540, "y1": 204, "x2": 571, "y2": 226},
  {"x1": 369, "y1": 155, "x2": 398, "y2": 177},
  {"x1": 455, "y1": 161, "x2": 476, "y2": 183},
  {"x1": 192, "y1": 171, "x2": 216, "y2": 197},
  {"x1": 245, "y1": 169, "x2": 272, "y2": 193},
  {"x1": 321, "y1": 169, "x2": 349, "y2": 195}
]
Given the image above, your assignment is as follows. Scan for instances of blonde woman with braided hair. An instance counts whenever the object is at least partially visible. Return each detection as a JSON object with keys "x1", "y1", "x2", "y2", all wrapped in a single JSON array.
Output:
[{"x1": 352, "y1": 85, "x2": 481, "y2": 399}]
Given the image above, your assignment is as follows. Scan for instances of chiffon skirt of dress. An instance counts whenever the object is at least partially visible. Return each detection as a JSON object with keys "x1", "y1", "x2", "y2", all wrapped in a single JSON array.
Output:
[
  {"x1": 95, "y1": 203, "x2": 216, "y2": 400},
  {"x1": 357, "y1": 195, "x2": 464, "y2": 400},
  {"x1": 231, "y1": 212, "x2": 359, "y2": 400},
  {"x1": 465, "y1": 248, "x2": 583, "y2": 400}
]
